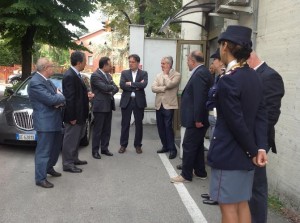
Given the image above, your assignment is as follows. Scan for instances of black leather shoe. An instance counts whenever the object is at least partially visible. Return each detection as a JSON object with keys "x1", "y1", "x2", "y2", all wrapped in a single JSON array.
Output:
[
  {"x1": 92, "y1": 152, "x2": 101, "y2": 159},
  {"x1": 36, "y1": 180, "x2": 54, "y2": 188},
  {"x1": 203, "y1": 199, "x2": 218, "y2": 205},
  {"x1": 169, "y1": 151, "x2": 177, "y2": 159},
  {"x1": 63, "y1": 166, "x2": 82, "y2": 173},
  {"x1": 201, "y1": 193, "x2": 210, "y2": 199},
  {"x1": 47, "y1": 168, "x2": 62, "y2": 177},
  {"x1": 74, "y1": 160, "x2": 88, "y2": 165},
  {"x1": 157, "y1": 148, "x2": 169, "y2": 153},
  {"x1": 101, "y1": 150, "x2": 113, "y2": 156},
  {"x1": 176, "y1": 164, "x2": 182, "y2": 170}
]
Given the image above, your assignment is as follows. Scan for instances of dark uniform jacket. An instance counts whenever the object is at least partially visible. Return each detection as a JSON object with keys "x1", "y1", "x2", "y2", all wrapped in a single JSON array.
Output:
[{"x1": 207, "y1": 65, "x2": 268, "y2": 170}]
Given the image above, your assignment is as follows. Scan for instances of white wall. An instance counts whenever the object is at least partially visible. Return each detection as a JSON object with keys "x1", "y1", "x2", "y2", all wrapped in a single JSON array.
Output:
[
  {"x1": 129, "y1": 25, "x2": 177, "y2": 124},
  {"x1": 143, "y1": 38, "x2": 177, "y2": 108},
  {"x1": 255, "y1": 0, "x2": 300, "y2": 211}
]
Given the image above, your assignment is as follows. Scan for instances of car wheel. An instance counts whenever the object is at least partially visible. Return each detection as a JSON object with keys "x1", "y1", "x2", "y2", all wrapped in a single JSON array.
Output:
[
  {"x1": 11, "y1": 79, "x2": 19, "y2": 85},
  {"x1": 80, "y1": 119, "x2": 91, "y2": 146}
]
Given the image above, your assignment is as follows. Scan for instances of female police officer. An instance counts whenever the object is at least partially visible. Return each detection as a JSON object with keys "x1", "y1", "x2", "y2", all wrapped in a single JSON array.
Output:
[{"x1": 207, "y1": 25, "x2": 268, "y2": 223}]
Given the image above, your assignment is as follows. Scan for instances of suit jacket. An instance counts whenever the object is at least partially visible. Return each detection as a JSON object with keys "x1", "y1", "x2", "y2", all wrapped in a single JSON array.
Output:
[
  {"x1": 62, "y1": 67, "x2": 89, "y2": 124},
  {"x1": 151, "y1": 69, "x2": 181, "y2": 110},
  {"x1": 28, "y1": 72, "x2": 65, "y2": 132},
  {"x1": 119, "y1": 69, "x2": 148, "y2": 109},
  {"x1": 180, "y1": 65, "x2": 211, "y2": 128},
  {"x1": 256, "y1": 62, "x2": 284, "y2": 153},
  {"x1": 91, "y1": 69, "x2": 119, "y2": 112},
  {"x1": 207, "y1": 65, "x2": 268, "y2": 170}
]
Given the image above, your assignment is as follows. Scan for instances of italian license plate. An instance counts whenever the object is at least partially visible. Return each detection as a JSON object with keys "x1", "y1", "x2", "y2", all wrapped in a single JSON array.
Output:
[{"x1": 16, "y1": 134, "x2": 36, "y2": 141}]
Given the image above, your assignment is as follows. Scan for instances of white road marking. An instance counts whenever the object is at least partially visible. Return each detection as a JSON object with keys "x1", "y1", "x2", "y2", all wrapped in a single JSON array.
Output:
[{"x1": 158, "y1": 153, "x2": 208, "y2": 223}]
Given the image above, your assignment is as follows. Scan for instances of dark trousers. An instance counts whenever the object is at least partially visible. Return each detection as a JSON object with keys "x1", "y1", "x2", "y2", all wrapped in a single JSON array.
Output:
[
  {"x1": 156, "y1": 106, "x2": 176, "y2": 152},
  {"x1": 92, "y1": 111, "x2": 112, "y2": 153},
  {"x1": 120, "y1": 98, "x2": 144, "y2": 148},
  {"x1": 249, "y1": 166, "x2": 268, "y2": 223},
  {"x1": 35, "y1": 131, "x2": 62, "y2": 182},
  {"x1": 181, "y1": 127, "x2": 207, "y2": 181}
]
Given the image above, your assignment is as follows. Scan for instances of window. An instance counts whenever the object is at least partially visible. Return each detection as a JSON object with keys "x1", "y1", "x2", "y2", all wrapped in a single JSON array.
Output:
[{"x1": 88, "y1": 56, "x2": 93, "y2": 66}]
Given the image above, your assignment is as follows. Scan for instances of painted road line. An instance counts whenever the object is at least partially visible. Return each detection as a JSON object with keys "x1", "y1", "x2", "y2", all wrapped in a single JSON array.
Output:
[{"x1": 158, "y1": 153, "x2": 208, "y2": 223}]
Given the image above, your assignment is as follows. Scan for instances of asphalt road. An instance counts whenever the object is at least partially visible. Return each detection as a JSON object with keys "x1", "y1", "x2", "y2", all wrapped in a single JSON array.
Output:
[{"x1": 0, "y1": 95, "x2": 289, "y2": 223}]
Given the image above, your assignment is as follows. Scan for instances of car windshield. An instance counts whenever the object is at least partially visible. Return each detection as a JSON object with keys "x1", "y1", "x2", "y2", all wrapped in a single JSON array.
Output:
[{"x1": 15, "y1": 74, "x2": 63, "y2": 97}]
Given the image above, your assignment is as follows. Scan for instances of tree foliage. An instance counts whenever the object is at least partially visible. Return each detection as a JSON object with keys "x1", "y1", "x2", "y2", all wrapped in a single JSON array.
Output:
[
  {"x1": 0, "y1": 39, "x2": 21, "y2": 66},
  {"x1": 97, "y1": 0, "x2": 181, "y2": 37},
  {"x1": 0, "y1": 0, "x2": 98, "y2": 79}
]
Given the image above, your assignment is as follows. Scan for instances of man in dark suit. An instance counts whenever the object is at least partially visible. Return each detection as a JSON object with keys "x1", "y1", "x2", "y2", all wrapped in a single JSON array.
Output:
[
  {"x1": 90, "y1": 57, "x2": 119, "y2": 159},
  {"x1": 62, "y1": 51, "x2": 94, "y2": 173},
  {"x1": 171, "y1": 50, "x2": 211, "y2": 183},
  {"x1": 248, "y1": 51, "x2": 285, "y2": 223},
  {"x1": 119, "y1": 54, "x2": 148, "y2": 154},
  {"x1": 28, "y1": 58, "x2": 65, "y2": 188}
]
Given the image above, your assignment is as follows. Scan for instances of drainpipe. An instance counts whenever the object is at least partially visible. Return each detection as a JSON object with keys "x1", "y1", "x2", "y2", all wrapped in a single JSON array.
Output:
[{"x1": 252, "y1": 0, "x2": 259, "y2": 50}]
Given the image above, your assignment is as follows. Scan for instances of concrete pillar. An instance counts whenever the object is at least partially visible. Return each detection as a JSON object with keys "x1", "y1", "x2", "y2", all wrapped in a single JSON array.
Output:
[{"x1": 129, "y1": 24, "x2": 145, "y2": 66}]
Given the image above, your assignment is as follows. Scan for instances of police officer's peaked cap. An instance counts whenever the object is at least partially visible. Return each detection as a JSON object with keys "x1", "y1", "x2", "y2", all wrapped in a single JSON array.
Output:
[
  {"x1": 218, "y1": 25, "x2": 252, "y2": 49},
  {"x1": 210, "y1": 48, "x2": 220, "y2": 59}
]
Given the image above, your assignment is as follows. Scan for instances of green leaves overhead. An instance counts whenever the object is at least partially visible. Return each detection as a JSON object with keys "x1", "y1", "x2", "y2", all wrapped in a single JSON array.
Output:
[
  {"x1": 97, "y1": 0, "x2": 181, "y2": 37},
  {"x1": 0, "y1": 0, "x2": 99, "y2": 78}
]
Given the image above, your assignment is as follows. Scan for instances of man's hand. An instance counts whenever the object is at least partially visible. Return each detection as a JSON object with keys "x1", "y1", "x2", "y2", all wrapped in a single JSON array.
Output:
[
  {"x1": 140, "y1": 80, "x2": 144, "y2": 83},
  {"x1": 125, "y1": 81, "x2": 131, "y2": 86},
  {"x1": 195, "y1": 122, "x2": 204, "y2": 128},
  {"x1": 56, "y1": 88, "x2": 63, "y2": 95},
  {"x1": 88, "y1": 91, "x2": 94, "y2": 100},
  {"x1": 252, "y1": 149, "x2": 268, "y2": 167},
  {"x1": 54, "y1": 103, "x2": 64, "y2": 108},
  {"x1": 70, "y1": 120, "x2": 77, "y2": 125}
]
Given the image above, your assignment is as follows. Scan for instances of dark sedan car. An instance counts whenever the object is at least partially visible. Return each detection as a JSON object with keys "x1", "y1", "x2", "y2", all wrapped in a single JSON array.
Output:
[{"x1": 0, "y1": 73, "x2": 93, "y2": 146}]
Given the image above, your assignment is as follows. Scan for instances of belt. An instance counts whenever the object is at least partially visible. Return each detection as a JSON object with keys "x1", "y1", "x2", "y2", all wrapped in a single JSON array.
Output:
[{"x1": 130, "y1": 96, "x2": 135, "y2": 98}]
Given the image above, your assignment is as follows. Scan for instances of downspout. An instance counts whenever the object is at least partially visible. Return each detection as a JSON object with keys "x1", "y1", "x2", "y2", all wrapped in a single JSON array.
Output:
[{"x1": 252, "y1": 0, "x2": 259, "y2": 50}]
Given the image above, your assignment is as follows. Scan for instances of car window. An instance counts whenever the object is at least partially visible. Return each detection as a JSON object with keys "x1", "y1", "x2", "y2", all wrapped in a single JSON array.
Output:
[
  {"x1": 50, "y1": 77, "x2": 63, "y2": 91},
  {"x1": 15, "y1": 80, "x2": 29, "y2": 96}
]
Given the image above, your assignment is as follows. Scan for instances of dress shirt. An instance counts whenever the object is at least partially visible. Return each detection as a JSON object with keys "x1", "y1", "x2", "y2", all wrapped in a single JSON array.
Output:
[
  {"x1": 70, "y1": 66, "x2": 81, "y2": 78},
  {"x1": 253, "y1": 61, "x2": 265, "y2": 71},
  {"x1": 131, "y1": 70, "x2": 137, "y2": 97}
]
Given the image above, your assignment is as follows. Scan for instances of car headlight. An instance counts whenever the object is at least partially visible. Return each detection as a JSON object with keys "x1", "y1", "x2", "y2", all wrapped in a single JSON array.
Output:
[{"x1": 0, "y1": 107, "x2": 4, "y2": 114}]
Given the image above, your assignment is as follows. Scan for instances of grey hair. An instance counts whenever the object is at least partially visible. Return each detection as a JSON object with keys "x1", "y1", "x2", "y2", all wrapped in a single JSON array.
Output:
[
  {"x1": 36, "y1": 58, "x2": 50, "y2": 72},
  {"x1": 162, "y1": 56, "x2": 173, "y2": 68}
]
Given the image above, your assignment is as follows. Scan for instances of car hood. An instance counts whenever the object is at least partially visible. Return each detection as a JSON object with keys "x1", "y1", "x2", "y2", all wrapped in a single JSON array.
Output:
[{"x1": 1, "y1": 95, "x2": 32, "y2": 112}]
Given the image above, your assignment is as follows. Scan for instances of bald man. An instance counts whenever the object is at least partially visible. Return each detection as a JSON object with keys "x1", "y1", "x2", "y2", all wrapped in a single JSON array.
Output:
[
  {"x1": 248, "y1": 51, "x2": 285, "y2": 223},
  {"x1": 171, "y1": 50, "x2": 212, "y2": 183}
]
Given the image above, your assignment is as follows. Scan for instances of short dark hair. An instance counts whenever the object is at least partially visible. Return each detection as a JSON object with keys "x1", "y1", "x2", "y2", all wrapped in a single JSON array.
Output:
[
  {"x1": 128, "y1": 54, "x2": 140, "y2": 63},
  {"x1": 70, "y1": 51, "x2": 85, "y2": 66},
  {"x1": 99, "y1": 57, "x2": 110, "y2": 69}
]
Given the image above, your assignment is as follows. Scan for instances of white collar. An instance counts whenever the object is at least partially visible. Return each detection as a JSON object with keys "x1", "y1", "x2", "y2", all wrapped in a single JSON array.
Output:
[
  {"x1": 253, "y1": 61, "x2": 265, "y2": 70},
  {"x1": 226, "y1": 60, "x2": 238, "y2": 72},
  {"x1": 37, "y1": 72, "x2": 48, "y2": 81},
  {"x1": 71, "y1": 66, "x2": 80, "y2": 75}
]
